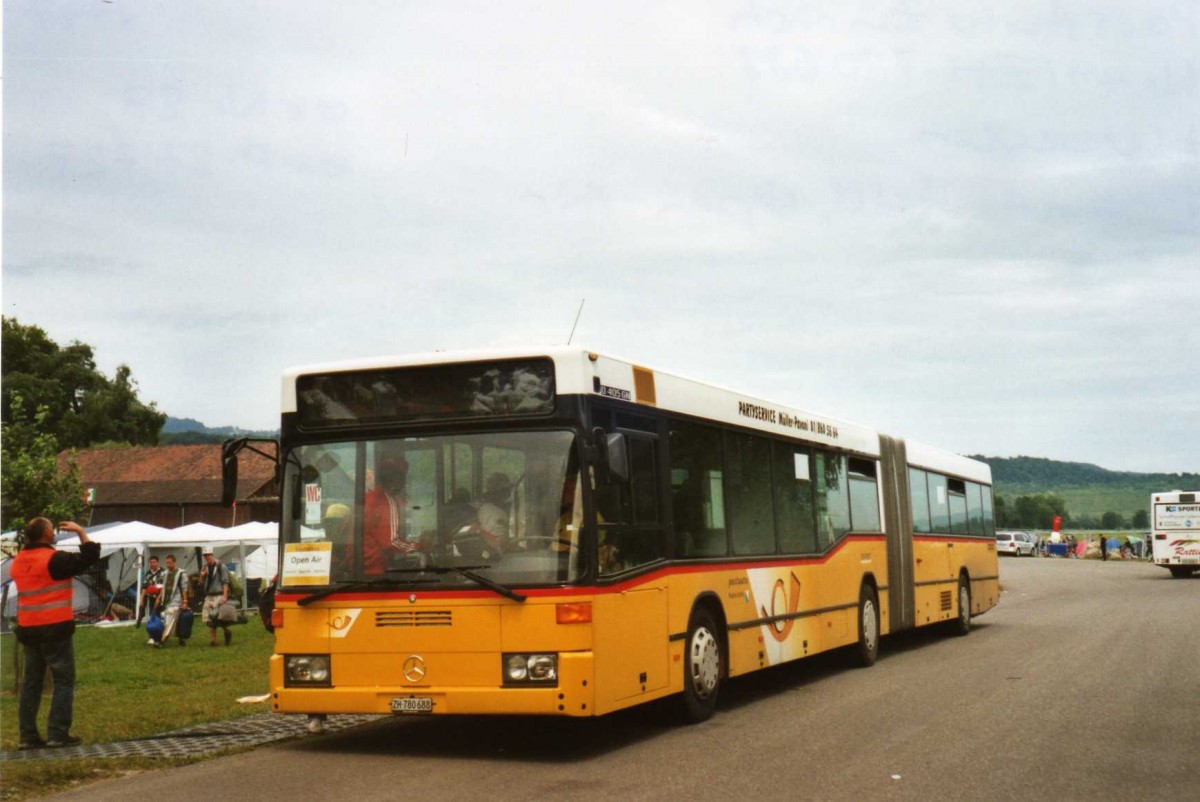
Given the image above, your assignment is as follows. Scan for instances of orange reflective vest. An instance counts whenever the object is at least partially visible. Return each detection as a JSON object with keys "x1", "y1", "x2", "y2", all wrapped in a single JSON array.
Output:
[{"x1": 12, "y1": 548, "x2": 74, "y2": 628}]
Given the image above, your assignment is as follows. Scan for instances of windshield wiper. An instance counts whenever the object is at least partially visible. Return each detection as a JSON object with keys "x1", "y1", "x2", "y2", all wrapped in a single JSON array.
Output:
[
  {"x1": 296, "y1": 577, "x2": 407, "y2": 606},
  {"x1": 387, "y1": 565, "x2": 527, "y2": 603}
]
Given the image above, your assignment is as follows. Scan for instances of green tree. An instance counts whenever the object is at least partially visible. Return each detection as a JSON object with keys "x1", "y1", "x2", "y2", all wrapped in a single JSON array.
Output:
[
  {"x1": 1100, "y1": 511, "x2": 1127, "y2": 529},
  {"x1": 1011, "y1": 492, "x2": 1068, "y2": 529},
  {"x1": 1131, "y1": 509, "x2": 1150, "y2": 529},
  {"x1": 1, "y1": 317, "x2": 165, "y2": 448},
  {"x1": 1, "y1": 395, "x2": 87, "y2": 532},
  {"x1": 994, "y1": 494, "x2": 1010, "y2": 528}
]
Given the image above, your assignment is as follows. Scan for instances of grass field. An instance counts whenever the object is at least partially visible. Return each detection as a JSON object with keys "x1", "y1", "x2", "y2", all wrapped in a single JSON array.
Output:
[{"x1": 1, "y1": 618, "x2": 275, "y2": 800}]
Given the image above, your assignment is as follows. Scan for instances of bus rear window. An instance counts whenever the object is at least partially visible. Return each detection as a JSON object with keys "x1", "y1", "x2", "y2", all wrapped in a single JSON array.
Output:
[{"x1": 296, "y1": 359, "x2": 555, "y2": 428}]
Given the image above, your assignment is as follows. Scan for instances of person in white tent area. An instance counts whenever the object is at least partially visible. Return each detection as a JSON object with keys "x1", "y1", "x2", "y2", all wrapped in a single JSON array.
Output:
[{"x1": 156, "y1": 553, "x2": 190, "y2": 647}]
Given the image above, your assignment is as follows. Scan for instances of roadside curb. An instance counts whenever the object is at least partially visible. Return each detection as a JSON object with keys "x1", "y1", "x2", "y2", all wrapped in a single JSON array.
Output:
[{"x1": 1, "y1": 713, "x2": 380, "y2": 762}]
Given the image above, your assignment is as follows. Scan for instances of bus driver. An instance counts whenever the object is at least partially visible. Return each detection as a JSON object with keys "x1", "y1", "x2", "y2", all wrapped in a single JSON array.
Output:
[{"x1": 362, "y1": 450, "x2": 412, "y2": 573}]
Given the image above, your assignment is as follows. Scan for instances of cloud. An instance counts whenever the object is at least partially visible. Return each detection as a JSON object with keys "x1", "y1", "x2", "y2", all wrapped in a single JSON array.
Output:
[{"x1": 3, "y1": 1, "x2": 1196, "y2": 471}]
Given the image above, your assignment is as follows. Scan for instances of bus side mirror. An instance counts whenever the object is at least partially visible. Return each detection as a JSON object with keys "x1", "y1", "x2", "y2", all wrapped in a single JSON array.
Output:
[
  {"x1": 221, "y1": 441, "x2": 240, "y2": 507},
  {"x1": 221, "y1": 435, "x2": 279, "y2": 509},
  {"x1": 290, "y1": 473, "x2": 304, "y2": 521},
  {"x1": 605, "y1": 433, "x2": 629, "y2": 483},
  {"x1": 589, "y1": 428, "x2": 629, "y2": 483},
  {"x1": 590, "y1": 427, "x2": 607, "y2": 471}
]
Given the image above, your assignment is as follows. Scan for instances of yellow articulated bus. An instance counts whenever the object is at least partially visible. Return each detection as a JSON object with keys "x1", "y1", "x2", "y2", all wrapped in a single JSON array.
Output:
[{"x1": 227, "y1": 347, "x2": 997, "y2": 725}]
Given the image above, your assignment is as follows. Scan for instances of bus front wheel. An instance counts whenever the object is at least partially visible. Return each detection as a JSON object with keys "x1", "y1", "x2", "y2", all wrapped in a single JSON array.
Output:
[
  {"x1": 681, "y1": 607, "x2": 722, "y2": 723},
  {"x1": 1168, "y1": 566, "x2": 1196, "y2": 579}
]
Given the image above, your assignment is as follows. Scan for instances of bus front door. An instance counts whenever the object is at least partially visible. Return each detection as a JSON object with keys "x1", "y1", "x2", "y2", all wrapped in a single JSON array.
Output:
[{"x1": 592, "y1": 430, "x2": 669, "y2": 712}]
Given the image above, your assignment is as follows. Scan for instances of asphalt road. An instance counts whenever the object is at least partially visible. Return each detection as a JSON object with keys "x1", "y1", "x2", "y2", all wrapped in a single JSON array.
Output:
[{"x1": 44, "y1": 558, "x2": 1198, "y2": 801}]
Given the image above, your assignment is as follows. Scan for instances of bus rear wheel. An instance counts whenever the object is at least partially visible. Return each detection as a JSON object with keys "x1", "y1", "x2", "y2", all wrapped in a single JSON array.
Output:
[
  {"x1": 951, "y1": 576, "x2": 971, "y2": 636},
  {"x1": 681, "y1": 607, "x2": 722, "y2": 723},
  {"x1": 1168, "y1": 566, "x2": 1196, "y2": 579},
  {"x1": 855, "y1": 584, "x2": 879, "y2": 667}
]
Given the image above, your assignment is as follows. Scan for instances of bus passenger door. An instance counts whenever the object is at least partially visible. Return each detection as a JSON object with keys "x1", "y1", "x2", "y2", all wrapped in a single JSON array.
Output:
[{"x1": 592, "y1": 431, "x2": 669, "y2": 710}]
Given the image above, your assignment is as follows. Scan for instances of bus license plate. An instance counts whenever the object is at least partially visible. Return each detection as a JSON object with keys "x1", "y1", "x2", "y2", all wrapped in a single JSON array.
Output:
[{"x1": 391, "y1": 696, "x2": 433, "y2": 714}]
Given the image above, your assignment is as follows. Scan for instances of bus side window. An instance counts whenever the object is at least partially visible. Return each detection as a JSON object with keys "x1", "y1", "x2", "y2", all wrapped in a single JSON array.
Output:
[
  {"x1": 775, "y1": 443, "x2": 816, "y2": 553},
  {"x1": 814, "y1": 450, "x2": 850, "y2": 549},
  {"x1": 848, "y1": 458, "x2": 881, "y2": 532},
  {"x1": 598, "y1": 435, "x2": 665, "y2": 574},
  {"x1": 927, "y1": 472, "x2": 950, "y2": 533},
  {"x1": 909, "y1": 468, "x2": 932, "y2": 534},
  {"x1": 981, "y1": 485, "x2": 996, "y2": 536},
  {"x1": 966, "y1": 482, "x2": 985, "y2": 534},
  {"x1": 629, "y1": 438, "x2": 659, "y2": 525},
  {"x1": 669, "y1": 421, "x2": 726, "y2": 557},
  {"x1": 725, "y1": 430, "x2": 774, "y2": 556}
]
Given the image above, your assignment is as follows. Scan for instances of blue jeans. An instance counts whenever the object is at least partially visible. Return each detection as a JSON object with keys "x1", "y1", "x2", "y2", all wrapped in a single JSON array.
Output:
[{"x1": 19, "y1": 636, "x2": 76, "y2": 742}]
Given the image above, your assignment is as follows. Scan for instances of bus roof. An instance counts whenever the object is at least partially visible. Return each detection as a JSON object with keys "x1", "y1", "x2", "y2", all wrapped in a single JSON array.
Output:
[{"x1": 282, "y1": 346, "x2": 990, "y2": 483}]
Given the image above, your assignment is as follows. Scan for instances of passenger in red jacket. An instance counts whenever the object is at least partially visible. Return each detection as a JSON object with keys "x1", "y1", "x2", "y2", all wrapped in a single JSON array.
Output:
[{"x1": 12, "y1": 519, "x2": 100, "y2": 750}]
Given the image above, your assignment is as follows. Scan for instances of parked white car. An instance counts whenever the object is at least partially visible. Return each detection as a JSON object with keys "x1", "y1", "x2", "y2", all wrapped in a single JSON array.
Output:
[{"x1": 996, "y1": 531, "x2": 1036, "y2": 557}]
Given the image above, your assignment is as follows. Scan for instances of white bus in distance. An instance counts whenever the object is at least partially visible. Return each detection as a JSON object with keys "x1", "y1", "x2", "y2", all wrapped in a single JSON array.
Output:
[{"x1": 1149, "y1": 490, "x2": 1200, "y2": 578}]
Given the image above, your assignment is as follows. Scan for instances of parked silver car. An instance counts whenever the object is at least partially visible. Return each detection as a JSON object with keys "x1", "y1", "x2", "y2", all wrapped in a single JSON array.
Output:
[{"x1": 996, "y1": 531, "x2": 1036, "y2": 557}]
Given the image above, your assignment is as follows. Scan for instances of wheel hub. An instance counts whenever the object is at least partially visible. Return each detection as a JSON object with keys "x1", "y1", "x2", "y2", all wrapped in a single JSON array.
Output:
[
  {"x1": 689, "y1": 627, "x2": 719, "y2": 698},
  {"x1": 862, "y1": 599, "x2": 878, "y2": 651}
]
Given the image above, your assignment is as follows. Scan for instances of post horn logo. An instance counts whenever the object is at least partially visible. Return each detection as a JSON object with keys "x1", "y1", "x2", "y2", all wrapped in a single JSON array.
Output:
[
  {"x1": 761, "y1": 572, "x2": 802, "y2": 642},
  {"x1": 327, "y1": 609, "x2": 361, "y2": 637}
]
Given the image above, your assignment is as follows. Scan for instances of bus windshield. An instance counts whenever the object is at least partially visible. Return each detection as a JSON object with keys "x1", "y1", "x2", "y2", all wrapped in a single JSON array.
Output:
[{"x1": 280, "y1": 430, "x2": 584, "y2": 588}]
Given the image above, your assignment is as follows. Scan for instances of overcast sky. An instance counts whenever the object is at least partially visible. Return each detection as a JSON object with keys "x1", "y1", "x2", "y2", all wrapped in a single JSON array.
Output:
[{"x1": 3, "y1": 2, "x2": 1197, "y2": 474}]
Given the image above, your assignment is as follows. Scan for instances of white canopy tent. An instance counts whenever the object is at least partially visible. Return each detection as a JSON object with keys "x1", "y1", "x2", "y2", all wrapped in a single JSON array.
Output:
[
  {"x1": 3, "y1": 520, "x2": 279, "y2": 624},
  {"x1": 0, "y1": 521, "x2": 161, "y2": 629},
  {"x1": 230, "y1": 522, "x2": 280, "y2": 583},
  {"x1": 1, "y1": 519, "x2": 130, "y2": 556},
  {"x1": 0, "y1": 561, "x2": 100, "y2": 632},
  {"x1": 142, "y1": 522, "x2": 278, "y2": 586}
]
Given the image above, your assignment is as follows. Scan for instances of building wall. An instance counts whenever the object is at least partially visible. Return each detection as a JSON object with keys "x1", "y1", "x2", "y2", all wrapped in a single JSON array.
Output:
[{"x1": 88, "y1": 501, "x2": 277, "y2": 528}]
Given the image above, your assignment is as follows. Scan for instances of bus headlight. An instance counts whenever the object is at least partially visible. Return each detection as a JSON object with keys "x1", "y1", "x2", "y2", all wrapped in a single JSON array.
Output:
[
  {"x1": 502, "y1": 653, "x2": 558, "y2": 686},
  {"x1": 286, "y1": 654, "x2": 332, "y2": 686}
]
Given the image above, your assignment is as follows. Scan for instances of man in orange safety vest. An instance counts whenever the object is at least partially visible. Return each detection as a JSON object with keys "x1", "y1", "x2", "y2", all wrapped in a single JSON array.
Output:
[{"x1": 12, "y1": 518, "x2": 100, "y2": 750}]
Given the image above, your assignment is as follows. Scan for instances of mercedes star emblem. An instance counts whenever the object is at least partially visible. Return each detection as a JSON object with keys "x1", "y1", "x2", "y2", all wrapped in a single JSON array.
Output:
[{"x1": 402, "y1": 655, "x2": 427, "y2": 683}]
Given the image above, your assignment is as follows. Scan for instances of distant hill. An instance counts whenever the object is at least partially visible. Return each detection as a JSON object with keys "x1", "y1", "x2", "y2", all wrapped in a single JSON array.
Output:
[
  {"x1": 160, "y1": 416, "x2": 278, "y2": 445},
  {"x1": 972, "y1": 455, "x2": 1199, "y2": 523}
]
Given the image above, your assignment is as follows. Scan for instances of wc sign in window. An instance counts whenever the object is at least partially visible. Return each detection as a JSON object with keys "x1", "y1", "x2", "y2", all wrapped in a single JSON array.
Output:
[{"x1": 304, "y1": 483, "x2": 322, "y2": 525}]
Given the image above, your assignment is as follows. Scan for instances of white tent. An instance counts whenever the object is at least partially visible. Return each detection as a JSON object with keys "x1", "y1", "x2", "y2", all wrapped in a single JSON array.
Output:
[
  {"x1": 56, "y1": 521, "x2": 173, "y2": 555},
  {"x1": 0, "y1": 572, "x2": 99, "y2": 632},
  {"x1": 229, "y1": 522, "x2": 279, "y2": 581},
  {"x1": 142, "y1": 522, "x2": 276, "y2": 583},
  {"x1": 13, "y1": 520, "x2": 278, "y2": 617},
  {"x1": 1, "y1": 519, "x2": 129, "y2": 556},
  {"x1": 2, "y1": 521, "x2": 166, "y2": 627},
  {"x1": 241, "y1": 543, "x2": 279, "y2": 582},
  {"x1": 143, "y1": 523, "x2": 277, "y2": 609}
]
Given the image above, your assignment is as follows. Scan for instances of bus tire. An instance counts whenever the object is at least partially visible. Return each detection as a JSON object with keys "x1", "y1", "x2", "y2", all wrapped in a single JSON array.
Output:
[
  {"x1": 952, "y1": 575, "x2": 971, "y2": 636},
  {"x1": 855, "y1": 583, "x2": 880, "y2": 667},
  {"x1": 1168, "y1": 566, "x2": 1195, "y2": 579},
  {"x1": 681, "y1": 607, "x2": 722, "y2": 723}
]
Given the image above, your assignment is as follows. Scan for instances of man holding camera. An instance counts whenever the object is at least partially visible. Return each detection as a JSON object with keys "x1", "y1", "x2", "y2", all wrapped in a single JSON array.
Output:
[{"x1": 12, "y1": 519, "x2": 99, "y2": 750}]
